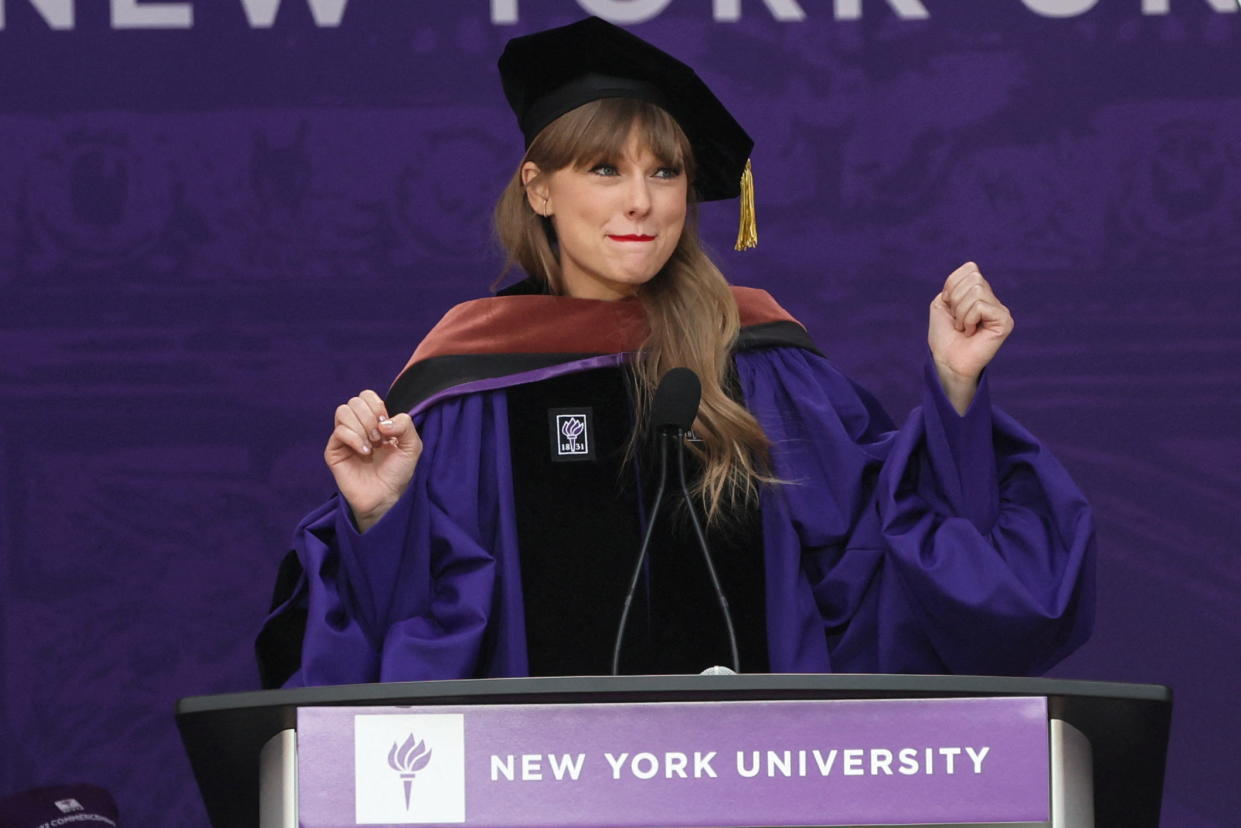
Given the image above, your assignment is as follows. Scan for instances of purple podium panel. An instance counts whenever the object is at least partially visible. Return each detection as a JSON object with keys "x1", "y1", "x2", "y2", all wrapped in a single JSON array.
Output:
[{"x1": 297, "y1": 696, "x2": 1049, "y2": 828}]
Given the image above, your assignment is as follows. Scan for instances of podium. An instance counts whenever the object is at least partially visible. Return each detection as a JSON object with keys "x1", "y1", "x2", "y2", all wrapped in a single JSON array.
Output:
[{"x1": 176, "y1": 674, "x2": 1170, "y2": 828}]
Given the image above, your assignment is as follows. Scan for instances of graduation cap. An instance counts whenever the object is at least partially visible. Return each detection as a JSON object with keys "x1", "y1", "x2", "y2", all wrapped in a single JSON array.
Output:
[{"x1": 498, "y1": 16, "x2": 758, "y2": 251}]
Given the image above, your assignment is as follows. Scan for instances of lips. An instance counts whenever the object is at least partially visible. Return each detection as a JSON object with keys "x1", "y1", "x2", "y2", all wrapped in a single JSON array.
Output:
[{"x1": 607, "y1": 234, "x2": 655, "y2": 242}]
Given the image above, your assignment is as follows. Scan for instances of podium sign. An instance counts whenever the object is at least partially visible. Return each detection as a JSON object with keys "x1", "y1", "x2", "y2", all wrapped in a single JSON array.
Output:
[{"x1": 297, "y1": 696, "x2": 1050, "y2": 828}]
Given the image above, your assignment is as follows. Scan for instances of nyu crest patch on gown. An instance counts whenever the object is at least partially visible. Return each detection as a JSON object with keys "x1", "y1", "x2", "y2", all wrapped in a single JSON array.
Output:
[{"x1": 548, "y1": 407, "x2": 595, "y2": 461}]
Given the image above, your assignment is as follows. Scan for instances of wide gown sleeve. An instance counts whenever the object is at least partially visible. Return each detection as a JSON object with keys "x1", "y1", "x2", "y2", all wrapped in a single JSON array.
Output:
[
  {"x1": 262, "y1": 390, "x2": 528, "y2": 687},
  {"x1": 738, "y1": 348, "x2": 1095, "y2": 676}
]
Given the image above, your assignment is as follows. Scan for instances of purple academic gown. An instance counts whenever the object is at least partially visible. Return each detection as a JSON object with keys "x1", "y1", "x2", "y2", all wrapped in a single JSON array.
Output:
[{"x1": 270, "y1": 347, "x2": 1095, "y2": 686}]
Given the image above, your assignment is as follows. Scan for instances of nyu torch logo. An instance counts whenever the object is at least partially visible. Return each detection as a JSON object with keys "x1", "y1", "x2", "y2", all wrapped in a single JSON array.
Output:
[
  {"x1": 354, "y1": 713, "x2": 464, "y2": 823},
  {"x1": 388, "y1": 733, "x2": 433, "y2": 810},
  {"x1": 559, "y1": 415, "x2": 587, "y2": 454},
  {"x1": 549, "y1": 408, "x2": 594, "y2": 461}
]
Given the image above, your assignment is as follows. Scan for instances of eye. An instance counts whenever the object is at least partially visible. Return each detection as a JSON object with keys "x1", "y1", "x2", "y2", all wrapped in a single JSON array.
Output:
[
  {"x1": 589, "y1": 163, "x2": 619, "y2": 176},
  {"x1": 653, "y1": 166, "x2": 683, "y2": 179}
]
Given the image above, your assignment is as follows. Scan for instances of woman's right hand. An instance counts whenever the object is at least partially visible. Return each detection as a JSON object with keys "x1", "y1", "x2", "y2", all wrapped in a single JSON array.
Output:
[{"x1": 324, "y1": 389, "x2": 423, "y2": 532}]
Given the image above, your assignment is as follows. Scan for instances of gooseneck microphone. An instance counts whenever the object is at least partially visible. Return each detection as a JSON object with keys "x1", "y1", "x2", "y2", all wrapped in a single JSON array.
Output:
[
  {"x1": 611, "y1": 369, "x2": 694, "y2": 675},
  {"x1": 673, "y1": 400, "x2": 742, "y2": 675},
  {"x1": 649, "y1": 366, "x2": 703, "y2": 435},
  {"x1": 611, "y1": 368, "x2": 741, "y2": 675}
]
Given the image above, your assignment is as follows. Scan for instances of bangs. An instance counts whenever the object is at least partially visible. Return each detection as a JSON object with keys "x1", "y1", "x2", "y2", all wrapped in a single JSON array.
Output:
[{"x1": 530, "y1": 98, "x2": 694, "y2": 181}]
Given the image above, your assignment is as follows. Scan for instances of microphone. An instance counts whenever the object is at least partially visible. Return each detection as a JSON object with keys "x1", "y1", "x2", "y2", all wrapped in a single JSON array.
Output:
[
  {"x1": 612, "y1": 369, "x2": 692, "y2": 674},
  {"x1": 670, "y1": 383, "x2": 741, "y2": 675},
  {"x1": 611, "y1": 368, "x2": 741, "y2": 675},
  {"x1": 650, "y1": 367, "x2": 701, "y2": 433}
]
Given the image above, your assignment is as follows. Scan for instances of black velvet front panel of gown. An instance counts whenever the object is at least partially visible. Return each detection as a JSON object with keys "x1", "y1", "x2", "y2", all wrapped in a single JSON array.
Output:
[{"x1": 506, "y1": 365, "x2": 769, "y2": 676}]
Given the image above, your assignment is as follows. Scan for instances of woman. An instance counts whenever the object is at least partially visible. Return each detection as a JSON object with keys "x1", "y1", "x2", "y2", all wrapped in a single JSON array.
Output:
[{"x1": 257, "y1": 17, "x2": 1094, "y2": 688}]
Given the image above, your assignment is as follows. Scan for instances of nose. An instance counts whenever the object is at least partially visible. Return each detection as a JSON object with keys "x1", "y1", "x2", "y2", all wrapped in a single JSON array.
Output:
[{"x1": 625, "y1": 175, "x2": 652, "y2": 218}]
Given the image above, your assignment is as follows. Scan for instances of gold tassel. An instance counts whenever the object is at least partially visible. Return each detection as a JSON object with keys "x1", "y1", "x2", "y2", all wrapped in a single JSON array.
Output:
[{"x1": 734, "y1": 158, "x2": 758, "y2": 251}]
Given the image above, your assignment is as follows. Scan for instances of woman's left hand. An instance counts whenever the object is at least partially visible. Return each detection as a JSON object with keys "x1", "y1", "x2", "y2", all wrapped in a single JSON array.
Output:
[{"x1": 928, "y1": 262, "x2": 1014, "y2": 415}]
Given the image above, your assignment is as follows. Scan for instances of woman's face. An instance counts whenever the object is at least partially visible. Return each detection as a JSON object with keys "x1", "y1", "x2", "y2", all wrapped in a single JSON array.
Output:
[{"x1": 523, "y1": 131, "x2": 688, "y2": 301}]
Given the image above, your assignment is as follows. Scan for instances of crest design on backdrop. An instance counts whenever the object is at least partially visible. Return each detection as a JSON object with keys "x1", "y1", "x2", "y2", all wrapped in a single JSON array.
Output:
[
  {"x1": 389, "y1": 119, "x2": 511, "y2": 259},
  {"x1": 387, "y1": 733, "x2": 434, "y2": 810},
  {"x1": 19, "y1": 128, "x2": 197, "y2": 277},
  {"x1": 1109, "y1": 114, "x2": 1241, "y2": 269}
]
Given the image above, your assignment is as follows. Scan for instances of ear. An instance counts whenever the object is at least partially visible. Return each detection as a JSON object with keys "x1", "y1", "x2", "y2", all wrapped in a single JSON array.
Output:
[{"x1": 522, "y1": 161, "x2": 551, "y2": 216}]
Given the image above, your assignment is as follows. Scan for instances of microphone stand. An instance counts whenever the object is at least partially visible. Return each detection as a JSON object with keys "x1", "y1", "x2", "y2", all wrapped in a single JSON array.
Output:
[
  {"x1": 674, "y1": 431, "x2": 741, "y2": 674},
  {"x1": 611, "y1": 431, "x2": 670, "y2": 676}
]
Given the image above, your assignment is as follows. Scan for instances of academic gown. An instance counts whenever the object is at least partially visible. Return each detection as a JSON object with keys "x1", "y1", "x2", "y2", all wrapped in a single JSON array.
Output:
[{"x1": 256, "y1": 282, "x2": 1095, "y2": 688}]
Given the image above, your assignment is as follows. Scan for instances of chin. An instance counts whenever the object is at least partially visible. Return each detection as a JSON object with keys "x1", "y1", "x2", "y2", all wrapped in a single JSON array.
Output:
[
  {"x1": 621, "y1": 256, "x2": 674, "y2": 282},
  {"x1": 617, "y1": 272, "x2": 661, "y2": 292}
]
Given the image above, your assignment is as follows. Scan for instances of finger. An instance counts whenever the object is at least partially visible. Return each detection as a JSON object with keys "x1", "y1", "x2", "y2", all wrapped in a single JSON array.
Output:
[
  {"x1": 378, "y1": 412, "x2": 422, "y2": 453},
  {"x1": 960, "y1": 298, "x2": 1010, "y2": 337},
  {"x1": 359, "y1": 389, "x2": 389, "y2": 421},
  {"x1": 327, "y1": 422, "x2": 372, "y2": 458},
  {"x1": 942, "y1": 261, "x2": 981, "y2": 297},
  {"x1": 943, "y1": 284, "x2": 975, "y2": 331},
  {"x1": 334, "y1": 402, "x2": 369, "y2": 438},
  {"x1": 948, "y1": 280, "x2": 990, "y2": 319},
  {"x1": 961, "y1": 299, "x2": 984, "y2": 336},
  {"x1": 348, "y1": 396, "x2": 382, "y2": 443},
  {"x1": 334, "y1": 403, "x2": 376, "y2": 456},
  {"x1": 952, "y1": 292, "x2": 989, "y2": 335},
  {"x1": 946, "y1": 263, "x2": 994, "y2": 301},
  {"x1": 929, "y1": 294, "x2": 956, "y2": 333}
]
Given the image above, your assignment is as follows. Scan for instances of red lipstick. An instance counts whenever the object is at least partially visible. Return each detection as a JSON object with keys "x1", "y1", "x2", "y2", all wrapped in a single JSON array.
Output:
[{"x1": 608, "y1": 234, "x2": 655, "y2": 242}]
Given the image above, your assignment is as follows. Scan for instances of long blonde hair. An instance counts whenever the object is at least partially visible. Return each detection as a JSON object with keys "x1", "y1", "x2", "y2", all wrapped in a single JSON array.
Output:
[{"x1": 494, "y1": 98, "x2": 771, "y2": 523}]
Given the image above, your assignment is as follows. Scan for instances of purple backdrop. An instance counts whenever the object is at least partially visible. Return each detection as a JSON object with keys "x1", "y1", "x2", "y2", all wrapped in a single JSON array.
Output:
[{"x1": 1, "y1": 2, "x2": 1237, "y2": 826}]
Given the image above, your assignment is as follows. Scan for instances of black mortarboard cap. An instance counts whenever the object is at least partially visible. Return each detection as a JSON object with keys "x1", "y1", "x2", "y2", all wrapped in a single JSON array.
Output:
[{"x1": 498, "y1": 17, "x2": 758, "y2": 248}]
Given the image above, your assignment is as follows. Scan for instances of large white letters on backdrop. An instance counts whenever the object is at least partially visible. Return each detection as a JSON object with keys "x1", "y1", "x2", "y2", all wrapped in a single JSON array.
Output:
[
  {"x1": 0, "y1": 0, "x2": 73, "y2": 28},
  {"x1": 714, "y1": 0, "x2": 807, "y2": 21},
  {"x1": 1019, "y1": 0, "x2": 1098, "y2": 14},
  {"x1": 491, "y1": 0, "x2": 1234, "y2": 24},
  {"x1": 834, "y1": 0, "x2": 928, "y2": 20},
  {"x1": 0, "y1": 0, "x2": 1235, "y2": 30},
  {"x1": 0, "y1": 0, "x2": 353, "y2": 29},
  {"x1": 490, "y1": 0, "x2": 926, "y2": 23},
  {"x1": 112, "y1": 0, "x2": 191, "y2": 28},
  {"x1": 241, "y1": 0, "x2": 347, "y2": 27},
  {"x1": 1139, "y1": 0, "x2": 1236, "y2": 11},
  {"x1": 572, "y1": 0, "x2": 673, "y2": 24},
  {"x1": 1020, "y1": 0, "x2": 1235, "y2": 15}
]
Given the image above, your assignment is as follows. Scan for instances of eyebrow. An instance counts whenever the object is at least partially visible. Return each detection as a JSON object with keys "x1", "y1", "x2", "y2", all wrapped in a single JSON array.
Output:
[{"x1": 579, "y1": 151, "x2": 682, "y2": 168}]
